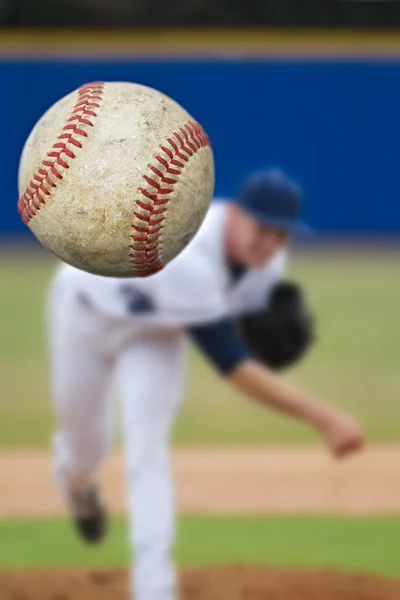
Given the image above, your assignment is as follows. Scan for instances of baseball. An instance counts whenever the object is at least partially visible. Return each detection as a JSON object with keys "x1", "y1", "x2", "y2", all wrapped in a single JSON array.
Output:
[{"x1": 18, "y1": 81, "x2": 214, "y2": 277}]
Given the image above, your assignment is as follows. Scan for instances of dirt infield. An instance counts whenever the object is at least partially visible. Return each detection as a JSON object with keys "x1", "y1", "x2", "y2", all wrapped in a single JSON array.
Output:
[
  {"x1": 1, "y1": 445, "x2": 400, "y2": 517},
  {"x1": 1, "y1": 566, "x2": 400, "y2": 600}
]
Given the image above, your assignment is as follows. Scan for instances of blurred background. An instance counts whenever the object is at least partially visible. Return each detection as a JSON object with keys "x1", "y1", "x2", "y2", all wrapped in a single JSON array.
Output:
[
  {"x1": 1, "y1": 0, "x2": 399, "y2": 445},
  {"x1": 2, "y1": 0, "x2": 400, "y2": 27},
  {"x1": 0, "y1": 0, "x2": 400, "y2": 591}
]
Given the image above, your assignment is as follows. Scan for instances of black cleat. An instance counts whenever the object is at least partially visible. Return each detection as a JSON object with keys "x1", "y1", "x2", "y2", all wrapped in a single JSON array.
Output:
[{"x1": 67, "y1": 484, "x2": 108, "y2": 544}]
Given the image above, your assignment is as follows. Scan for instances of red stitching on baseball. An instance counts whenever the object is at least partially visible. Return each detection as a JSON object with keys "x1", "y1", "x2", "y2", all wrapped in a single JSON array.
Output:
[
  {"x1": 137, "y1": 200, "x2": 153, "y2": 212},
  {"x1": 18, "y1": 82, "x2": 105, "y2": 225},
  {"x1": 130, "y1": 120, "x2": 211, "y2": 277}
]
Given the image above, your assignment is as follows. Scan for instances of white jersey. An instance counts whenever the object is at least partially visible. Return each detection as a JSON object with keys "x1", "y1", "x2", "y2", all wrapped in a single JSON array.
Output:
[{"x1": 54, "y1": 201, "x2": 288, "y2": 328}]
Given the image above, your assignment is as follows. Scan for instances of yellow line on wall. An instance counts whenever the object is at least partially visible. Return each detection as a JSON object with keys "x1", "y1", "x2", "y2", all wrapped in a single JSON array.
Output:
[{"x1": 1, "y1": 29, "x2": 400, "y2": 58}]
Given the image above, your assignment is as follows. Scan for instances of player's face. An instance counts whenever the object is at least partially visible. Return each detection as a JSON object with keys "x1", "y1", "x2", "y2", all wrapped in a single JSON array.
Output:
[
  {"x1": 245, "y1": 220, "x2": 289, "y2": 268},
  {"x1": 228, "y1": 206, "x2": 289, "y2": 268}
]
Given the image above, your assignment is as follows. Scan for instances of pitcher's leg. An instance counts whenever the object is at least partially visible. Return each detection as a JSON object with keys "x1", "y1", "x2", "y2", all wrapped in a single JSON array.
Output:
[
  {"x1": 115, "y1": 331, "x2": 188, "y2": 600},
  {"x1": 48, "y1": 286, "x2": 114, "y2": 489}
]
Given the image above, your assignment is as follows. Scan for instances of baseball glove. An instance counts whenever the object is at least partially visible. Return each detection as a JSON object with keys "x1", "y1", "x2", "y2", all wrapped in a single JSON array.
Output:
[{"x1": 238, "y1": 281, "x2": 315, "y2": 370}]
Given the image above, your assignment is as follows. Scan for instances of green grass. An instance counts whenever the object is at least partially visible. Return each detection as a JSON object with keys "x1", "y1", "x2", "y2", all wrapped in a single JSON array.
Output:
[
  {"x1": 1, "y1": 516, "x2": 400, "y2": 578},
  {"x1": 1, "y1": 248, "x2": 400, "y2": 447}
]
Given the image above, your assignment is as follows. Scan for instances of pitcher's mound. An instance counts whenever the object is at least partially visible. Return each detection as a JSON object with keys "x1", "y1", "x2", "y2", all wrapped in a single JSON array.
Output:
[{"x1": 1, "y1": 566, "x2": 400, "y2": 599}]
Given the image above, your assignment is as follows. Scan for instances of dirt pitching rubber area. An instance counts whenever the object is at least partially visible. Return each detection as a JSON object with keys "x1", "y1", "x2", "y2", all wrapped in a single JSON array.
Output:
[{"x1": 1, "y1": 567, "x2": 400, "y2": 600}]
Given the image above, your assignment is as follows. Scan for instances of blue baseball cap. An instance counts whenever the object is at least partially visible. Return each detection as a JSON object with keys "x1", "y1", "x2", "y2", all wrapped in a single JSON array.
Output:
[{"x1": 236, "y1": 168, "x2": 310, "y2": 235}]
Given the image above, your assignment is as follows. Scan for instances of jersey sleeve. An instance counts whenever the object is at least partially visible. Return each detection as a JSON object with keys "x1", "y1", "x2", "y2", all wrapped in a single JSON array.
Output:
[{"x1": 189, "y1": 317, "x2": 251, "y2": 374}]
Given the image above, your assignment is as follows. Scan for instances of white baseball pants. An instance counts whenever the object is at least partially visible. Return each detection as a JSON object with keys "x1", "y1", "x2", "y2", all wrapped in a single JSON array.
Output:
[{"x1": 48, "y1": 277, "x2": 188, "y2": 600}]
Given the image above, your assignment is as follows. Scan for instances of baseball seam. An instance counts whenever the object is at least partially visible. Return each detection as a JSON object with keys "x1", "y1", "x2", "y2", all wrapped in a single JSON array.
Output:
[
  {"x1": 130, "y1": 121, "x2": 210, "y2": 277},
  {"x1": 18, "y1": 82, "x2": 105, "y2": 225}
]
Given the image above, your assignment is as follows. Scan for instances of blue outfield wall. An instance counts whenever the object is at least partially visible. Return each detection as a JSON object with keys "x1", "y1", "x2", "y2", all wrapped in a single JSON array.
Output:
[{"x1": 1, "y1": 58, "x2": 400, "y2": 236}]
